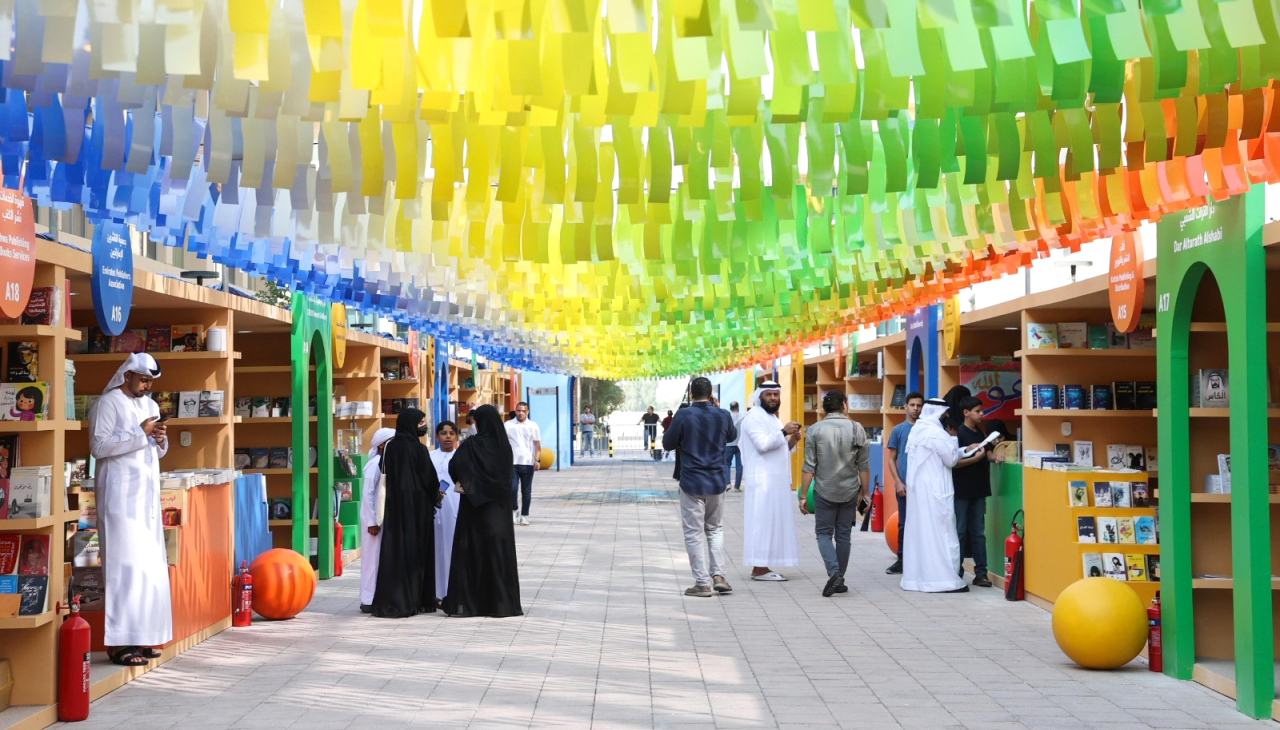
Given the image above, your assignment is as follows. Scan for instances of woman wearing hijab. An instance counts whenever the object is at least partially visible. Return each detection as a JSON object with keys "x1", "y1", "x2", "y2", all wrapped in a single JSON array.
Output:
[
  {"x1": 444, "y1": 405, "x2": 523, "y2": 618},
  {"x1": 371, "y1": 408, "x2": 440, "y2": 618},
  {"x1": 431, "y1": 421, "x2": 461, "y2": 606},
  {"x1": 359, "y1": 427, "x2": 396, "y2": 613}
]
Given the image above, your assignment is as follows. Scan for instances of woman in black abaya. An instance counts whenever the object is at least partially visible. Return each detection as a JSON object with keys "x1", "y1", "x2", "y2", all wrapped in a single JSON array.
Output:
[
  {"x1": 371, "y1": 408, "x2": 440, "y2": 618},
  {"x1": 444, "y1": 405, "x2": 523, "y2": 618}
]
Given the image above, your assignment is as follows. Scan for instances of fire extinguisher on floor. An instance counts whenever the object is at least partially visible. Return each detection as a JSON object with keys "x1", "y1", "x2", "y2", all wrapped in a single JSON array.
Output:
[
  {"x1": 870, "y1": 480, "x2": 884, "y2": 532},
  {"x1": 333, "y1": 520, "x2": 344, "y2": 577},
  {"x1": 232, "y1": 561, "x2": 253, "y2": 627},
  {"x1": 1004, "y1": 509, "x2": 1025, "y2": 601},
  {"x1": 1148, "y1": 592, "x2": 1162, "y2": 672},
  {"x1": 58, "y1": 593, "x2": 91, "y2": 722}
]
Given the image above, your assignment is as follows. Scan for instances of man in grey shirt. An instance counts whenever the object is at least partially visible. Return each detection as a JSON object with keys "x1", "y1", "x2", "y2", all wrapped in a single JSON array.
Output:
[{"x1": 798, "y1": 390, "x2": 870, "y2": 597}]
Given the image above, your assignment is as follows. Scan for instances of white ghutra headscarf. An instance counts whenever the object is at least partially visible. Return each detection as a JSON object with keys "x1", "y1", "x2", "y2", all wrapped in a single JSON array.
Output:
[
  {"x1": 906, "y1": 398, "x2": 954, "y2": 455},
  {"x1": 750, "y1": 379, "x2": 782, "y2": 409},
  {"x1": 103, "y1": 353, "x2": 161, "y2": 394}
]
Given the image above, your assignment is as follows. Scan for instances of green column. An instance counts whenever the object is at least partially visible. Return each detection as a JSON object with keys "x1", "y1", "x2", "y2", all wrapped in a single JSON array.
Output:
[
  {"x1": 1155, "y1": 186, "x2": 1269, "y2": 717},
  {"x1": 290, "y1": 294, "x2": 336, "y2": 579}
]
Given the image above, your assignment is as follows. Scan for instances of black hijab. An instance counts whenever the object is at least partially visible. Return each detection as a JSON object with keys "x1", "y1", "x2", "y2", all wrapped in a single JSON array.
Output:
[
  {"x1": 371, "y1": 407, "x2": 439, "y2": 617},
  {"x1": 381, "y1": 408, "x2": 435, "y2": 492},
  {"x1": 449, "y1": 405, "x2": 514, "y2": 508},
  {"x1": 942, "y1": 385, "x2": 972, "y2": 428}
]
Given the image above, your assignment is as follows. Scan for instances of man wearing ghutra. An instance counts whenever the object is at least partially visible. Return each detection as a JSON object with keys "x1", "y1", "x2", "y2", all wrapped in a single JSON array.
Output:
[
  {"x1": 899, "y1": 399, "x2": 970, "y2": 593},
  {"x1": 358, "y1": 427, "x2": 396, "y2": 613},
  {"x1": 88, "y1": 353, "x2": 172, "y2": 665},
  {"x1": 738, "y1": 381, "x2": 802, "y2": 581}
]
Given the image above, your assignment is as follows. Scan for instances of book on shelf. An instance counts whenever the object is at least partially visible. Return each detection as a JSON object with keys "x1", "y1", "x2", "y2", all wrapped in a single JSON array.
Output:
[
  {"x1": 1068, "y1": 481, "x2": 1089, "y2": 507},
  {"x1": 1057, "y1": 322, "x2": 1088, "y2": 349},
  {"x1": 1204, "y1": 474, "x2": 1225, "y2": 494},
  {"x1": 1145, "y1": 447, "x2": 1158, "y2": 473},
  {"x1": 1217, "y1": 453, "x2": 1232, "y2": 492},
  {"x1": 164, "y1": 527, "x2": 179, "y2": 565},
  {"x1": 0, "y1": 534, "x2": 15, "y2": 571},
  {"x1": 1093, "y1": 482, "x2": 1114, "y2": 507},
  {"x1": 1103, "y1": 553, "x2": 1128, "y2": 580},
  {"x1": 1098, "y1": 517, "x2": 1118, "y2": 544},
  {"x1": 170, "y1": 325, "x2": 205, "y2": 352},
  {"x1": 86, "y1": 327, "x2": 111, "y2": 354},
  {"x1": 70, "y1": 566, "x2": 104, "y2": 611},
  {"x1": 1072, "y1": 441, "x2": 1093, "y2": 467},
  {"x1": 1126, "y1": 554, "x2": 1147, "y2": 581},
  {"x1": 18, "y1": 575, "x2": 48, "y2": 614},
  {"x1": 1111, "y1": 482, "x2": 1132, "y2": 508},
  {"x1": 233, "y1": 397, "x2": 251, "y2": 418},
  {"x1": 1062, "y1": 385, "x2": 1087, "y2": 410},
  {"x1": 271, "y1": 397, "x2": 291, "y2": 417},
  {"x1": 381, "y1": 357, "x2": 402, "y2": 380},
  {"x1": 269, "y1": 497, "x2": 292, "y2": 520},
  {"x1": 250, "y1": 397, "x2": 271, "y2": 418},
  {"x1": 1134, "y1": 381, "x2": 1157, "y2": 410},
  {"x1": 8, "y1": 287, "x2": 58, "y2": 326},
  {"x1": 889, "y1": 385, "x2": 906, "y2": 409},
  {"x1": 1190, "y1": 368, "x2": 1229, "y2": 408},
  {"x1": 71, "y1": 531, "x2": 100, "y2": 567},
  {"x1": 16, "y1": 534, "x2": 48, "y2": 575},
  {"x1": 1112, "y1": 381, "x2": 1137, "y2": 410},
  {"x1": 159, "y1": 490, "x2": 185, "y2": 526},
  {"x1": 1082, "y1": 553, "x2": 1104, "y2": 579},
  {"x1": 1145, "y1": 555, "x2": 1160, "y2": 581},
  {"x1": 267, "y1": 448, "x2": 290, "y2": 469},
  {"x1": 1106, "y1": 323, "x2": 1128, "y2": 349},
  {"x1": 1135, "y1": 516, "x2": 1157, "y2": 544},
  {"x1": 145, "y1": 324, "x2": 172, "y2": 352},
  {"x1": 1087, "y1": 325, "x2": 1110, "y2": 349},
  {"x1": 1090, "y1": 384, "x2": 1112, "y2": 410},
  {"x1": 0, "y1": 434, "x2": 17, "y2": 479},
  {"x1": 1116, "y1": 517, "x2": 1135, "y2": 543},
  {"x1": 1124, "y1": 446, "x2": 1146, "y2": 471},
  {"x1": 77, "y1": 492, "x2": 96, "y2": 529},
  {"x1": 153, "y1": 391, "x2": 177, "y2": 418},
  {"x1": 1053, "y1": 443, "x2": 1071, "y2": 459},
  {"x1": 233, "y1": 448, "x2": 251, "y2": 470},
  {"x1": 1026, "y1": 323, "x2": 1059, "y2": 349},
  {"x1": 1032, "y1": 384, "x2": 1060, "y2": 409},
  {"x1": 249, "y1": 448, "x2": 270, "y2": 469},
  {"x1": 111, "y1": 328, "x2": 147, "y2": 354},
  {"x1": 199, "y1": 390, "x2": 224, "y2": 417},
  {"x1": 1076, "y1": 516, "x2": 1097, "y2": 543},
  {"x1": 1132, "y1": 482, "x2": 1151, "y2": 508},
  {"x1": 5, "y1": 341, "x2": 36, "y2": 382},
  {"x1": 6, "y1": 468, "x2": 50, "y2": 518},
  {"x1": 178, "y1": 391, "x2": 200, "y2": 419},
  {"x1": 1127, "y1": 314, "x2": 1156, "y2": 350},
  {"x1": 1105, "y1": 444, "x2": 1126, "y2": 470}
]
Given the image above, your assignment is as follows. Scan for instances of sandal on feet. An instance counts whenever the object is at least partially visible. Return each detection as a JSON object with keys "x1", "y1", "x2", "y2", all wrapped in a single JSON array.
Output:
[
  {"x1": 109, "y1": 647, "x2": 149, "y2": 666},
  {"x1": 137, "y1": 647, "x2": 162, "y2": 659},
  {"x1": 751, "y1": 571, "x2": 788, "y2": 581}
]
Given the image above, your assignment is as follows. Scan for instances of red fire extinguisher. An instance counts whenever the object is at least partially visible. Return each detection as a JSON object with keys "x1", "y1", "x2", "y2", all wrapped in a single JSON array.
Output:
[
  {"x1": 1147, "y1": 591, "x2": 1163, "y2": 672},
  {"x1": 333, "y1": 520, "x2": 344, "y2": 577},
  {"x1": 232, "y1": 561, "x2": 253, "y2": 627},
  {"x1": 1004, "y1": 509, "x2": 1025, "y2": 601},
  {"x1": 870, "y1": 482, "x2": 884, "y2": 532},
  {"x1": 58, "y1": 594, "x2": 91, "y2": 722}
]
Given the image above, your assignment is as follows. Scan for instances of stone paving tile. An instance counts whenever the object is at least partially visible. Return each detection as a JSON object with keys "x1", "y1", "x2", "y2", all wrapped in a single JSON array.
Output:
[{"x1": 51, "y1": 456, "x2": 1276, "y2": 730}]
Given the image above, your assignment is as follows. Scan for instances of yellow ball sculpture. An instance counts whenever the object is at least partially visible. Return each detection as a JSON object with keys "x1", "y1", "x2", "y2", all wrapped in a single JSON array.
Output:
[
  {"x1": 538, "y1": 447, "x2": 555, "y2": 470},
  {"x1": 1051, "y1": 577, "x2": 1148, "y2": 669}
]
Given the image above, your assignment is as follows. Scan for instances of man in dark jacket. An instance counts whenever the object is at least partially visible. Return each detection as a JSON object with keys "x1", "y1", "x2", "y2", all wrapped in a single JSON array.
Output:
[{"x1": 663, "y1": 377, "x2": 737, "y2": 597}]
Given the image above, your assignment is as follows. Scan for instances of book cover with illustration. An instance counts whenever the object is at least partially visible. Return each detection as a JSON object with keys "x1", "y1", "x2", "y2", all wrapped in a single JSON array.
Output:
[
  {"x1": 1145, "y1": 554, "x2": 1160, "y2": 581},
  {"x1": 1098, "y1": 517, "x2": 1118, "y2": 544},
  {"x1": 170, "y1": 325, "x2": 205, "y2": 352},
  {"x1": 1111, "y1": 482, "x2": 1132, "y2": 508},
  {"x1": 1082, "y1": 553, "x2": 1104, "y2": 579},
  {"x1": 233, "y1": 448, "x2": 251, "y2": 470},
  {"x1": 1116, "y1": 517, "x2": 1135, "y2": 544},
  {"x1": 1103, "y1": 553, "x2": 1128, "y2": 580},
  {"x1": 249, "y1": 448, "x2": 270, "y2": 469},
  {"x1": 16, "y1": 534, "x2": 48, "y2": 575},
  {"x1": 268, "y1": 447, "x2": 289, "y2": 469},
  {"x1": 178, "y1": 391, "x2": 200, "y2": 419},
  {"x1": 86, "y1": 327, "x2": 111, "y2": 354},
  {"x1": 1132, "y1": 482, "x2": 1151, "y2": 508},
  {"x1": 1063, "y1": 384, "x2": 1086, "y2": 410},
  {"x1": 0, "y1": 533, "x2": 19, "y2": 573},
  {"x1": 1068, "y1": 481, "x2": 1089, "y2": 507},
  {"x1": 1127, "y1": 314, "x2": 1156, "y2": 350},
  {"x1": 1057, "y1": 322, "x2": 1087, "y2": 349},
  {"x1": 269, "y1": 498, "x2": 292, "y2": 520},
  {"x1": 5, "y1": 341, "x2": 36, "y2": 382},
  {"x1": 152, "y1": 391, "x2": 177, "y2": 418},
  {"x1": 145, "y1": 324, "x2": 171, "y2": 352},
  {"x1": 1126, "y1": 554, "x2": 1147, "y2": 581},
  {"x1": 1093, "y1": 482, "x2": 1114, "y2": 507},
  {"x1": 1090, "y1": 384, "x2": 1112, "y2": 410},
  {"x1": 1192, "y1": 368, "x2": 1229, "y2": 408},
  {"x1": 1087, "y1": 325, "x2": 1110, "y2": 349},
  {"x1": 199, "y1": 390, "x2": 224, "y2": 417},
  {"x1": 1076, "y1": 516, "x2": 1097, "y2": 543},
  {"x1": 1106, "y1": 323, "x2": 1129, "y2": 349},
  {"x1": 250, "y1": 397, "x2": 271, "y2": 418},
  {"x1": 233, "y1": 397, "x2": 251, "y2": 418},
  {"x1": 1, "y1": 382, "x2": 47, "y2": 422},
  {"x1": 1135, "y1": 516, "x2": 1157, "y2": 544},
  {"x1": 18, "y1": 287, "x2": 54, "y2": 325},
  {"x1": 1026, "y1": 323, "x2": 1059, "y2": 348},
  {"x1": 18, "y1": 575, "x2": 48, "y2": 614}
]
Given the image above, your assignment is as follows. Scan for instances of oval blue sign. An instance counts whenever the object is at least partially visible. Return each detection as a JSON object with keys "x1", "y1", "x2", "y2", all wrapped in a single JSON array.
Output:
[{"x1": 91, "y1": 221, "x2": 133, "y2": 336}]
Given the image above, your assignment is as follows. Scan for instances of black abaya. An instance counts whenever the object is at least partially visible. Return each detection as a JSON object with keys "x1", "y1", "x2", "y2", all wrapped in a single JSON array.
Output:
[
  {"x1": 444, "y1": 405, "x2": 522, "y2": 618},
  {"x1": 371, "y1": 408, "x2": 439, "y2": 618}
]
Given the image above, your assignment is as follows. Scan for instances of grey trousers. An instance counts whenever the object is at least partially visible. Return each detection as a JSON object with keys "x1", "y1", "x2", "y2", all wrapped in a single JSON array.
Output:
[
  {"x1": 814, "y1": 491, "x2": 859, "y2": 578},
  {"x1": 679, "y1": 489, "x2": 725, "y2": 586}
]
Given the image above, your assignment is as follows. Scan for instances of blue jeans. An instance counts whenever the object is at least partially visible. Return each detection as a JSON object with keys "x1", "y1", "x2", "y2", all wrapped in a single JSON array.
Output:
[
  {"x1": 724, "y1": 446, "x2": 742, "y2": 489},
  {"x1": 813, "y1": 491, "x2": 858, "y2": 578},
  {"x1": 511, "y1": 465, "x2": 534, "y2": 516},
  {"x1": 954, "y1": 496, "x2": 987, "y2": 575}
]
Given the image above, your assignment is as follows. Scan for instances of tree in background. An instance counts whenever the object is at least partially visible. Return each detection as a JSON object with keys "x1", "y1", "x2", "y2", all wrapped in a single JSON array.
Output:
[
  {"x1": 257, "y1": 279, "x2": 292, "y2": 308},
  {"x1": 618, "y1": 380, "x2": 660, "y2": 412},
  {"x1": 580, "y1": 378, "x2": 626, "y2": 419}
]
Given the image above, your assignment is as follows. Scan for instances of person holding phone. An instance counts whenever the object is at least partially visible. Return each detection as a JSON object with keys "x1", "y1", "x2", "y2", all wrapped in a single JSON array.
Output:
[{"x1": 88, "y1": 353, "x2": 172, "y2": 666}]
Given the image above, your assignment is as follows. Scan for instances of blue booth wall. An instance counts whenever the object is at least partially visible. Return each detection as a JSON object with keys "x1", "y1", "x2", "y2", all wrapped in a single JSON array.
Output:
[{"x1": 520, "y1": 371, "x2": 573, "y2": 470}]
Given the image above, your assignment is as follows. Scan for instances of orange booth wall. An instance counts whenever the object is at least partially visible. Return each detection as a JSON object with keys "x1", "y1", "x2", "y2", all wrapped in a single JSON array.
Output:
[{"x1": 84, "y1": 482, "x2": 234, "y2": 650}]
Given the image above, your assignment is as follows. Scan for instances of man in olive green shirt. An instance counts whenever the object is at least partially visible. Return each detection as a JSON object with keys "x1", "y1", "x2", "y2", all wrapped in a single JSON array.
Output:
[{"x1": 799, "y1": 391, "x2": 870, "y2": 597}]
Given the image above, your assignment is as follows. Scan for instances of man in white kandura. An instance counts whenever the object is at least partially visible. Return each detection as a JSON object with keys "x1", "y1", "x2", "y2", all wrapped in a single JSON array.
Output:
[
  {"x1": 89, "y1": 353, "x2": 172, "y2": 666},
  {"x1": 359, "y1": 427, "x2": 396, "y2": 613},
  {"x1": 900, "y1": 399, "x2": 970, "y2": 593},
  {"x1": 739, "y1": 381, "x2": 802, "y2": 581},
  {"x1": 431, "y1": 420, "x2": 461, "y2": 604}
]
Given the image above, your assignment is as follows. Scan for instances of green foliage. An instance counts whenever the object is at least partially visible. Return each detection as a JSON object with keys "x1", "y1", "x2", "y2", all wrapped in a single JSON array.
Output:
[
  {"x1": 257, "y1": 279, "x2": 292, "y2": 308},
  {"x1": 580, "y1": 378, "x2": 626, "y2": 419},
  {"x1": 618, "y1": 380, "x2": 660, "y2": 412}
]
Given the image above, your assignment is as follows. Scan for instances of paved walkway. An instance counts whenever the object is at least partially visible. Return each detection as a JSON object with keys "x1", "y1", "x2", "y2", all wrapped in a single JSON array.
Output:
[{"x1": 60, "y1": 458, "x2": 1270, "y2": 729}]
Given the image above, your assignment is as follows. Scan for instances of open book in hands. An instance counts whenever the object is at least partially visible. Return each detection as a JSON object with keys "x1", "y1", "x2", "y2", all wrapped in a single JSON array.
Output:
[{"x1": 961, "y1": 430, "x2": 1002, "y2": 457}]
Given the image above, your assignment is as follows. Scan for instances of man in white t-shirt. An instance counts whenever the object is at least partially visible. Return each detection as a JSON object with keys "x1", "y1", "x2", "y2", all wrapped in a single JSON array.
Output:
[
  {"x1": 505, "y1": 401, "x2": 542, "y2": 526},
  {"x1": 579, "y1": 406, "x2": 597, "y2": 456}
]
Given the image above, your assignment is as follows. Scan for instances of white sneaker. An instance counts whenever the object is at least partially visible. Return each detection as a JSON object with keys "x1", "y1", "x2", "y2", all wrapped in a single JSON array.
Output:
[{"x1": 518, "y1": 515, "x2": 530, "y2": 526}]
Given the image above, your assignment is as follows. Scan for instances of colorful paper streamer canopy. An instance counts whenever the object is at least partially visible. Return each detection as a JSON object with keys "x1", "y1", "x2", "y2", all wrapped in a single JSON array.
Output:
[{"x1": 2, "y1": 0, "x2": 1279, "y2": 376}]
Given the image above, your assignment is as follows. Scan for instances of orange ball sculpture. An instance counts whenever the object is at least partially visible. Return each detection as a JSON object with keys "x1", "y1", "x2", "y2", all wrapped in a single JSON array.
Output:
[
  {"x1": 884, "y1": 511, "x2": 900, "y2": 555},
  {"x1": 248, "y1": 548, "x2": 316, "y2": 620}
]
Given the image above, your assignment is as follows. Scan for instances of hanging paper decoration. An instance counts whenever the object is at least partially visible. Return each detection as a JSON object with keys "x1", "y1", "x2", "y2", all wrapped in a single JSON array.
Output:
[{"x1": 0, "y1": 0, "x2": 1277, "y2": 377}]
